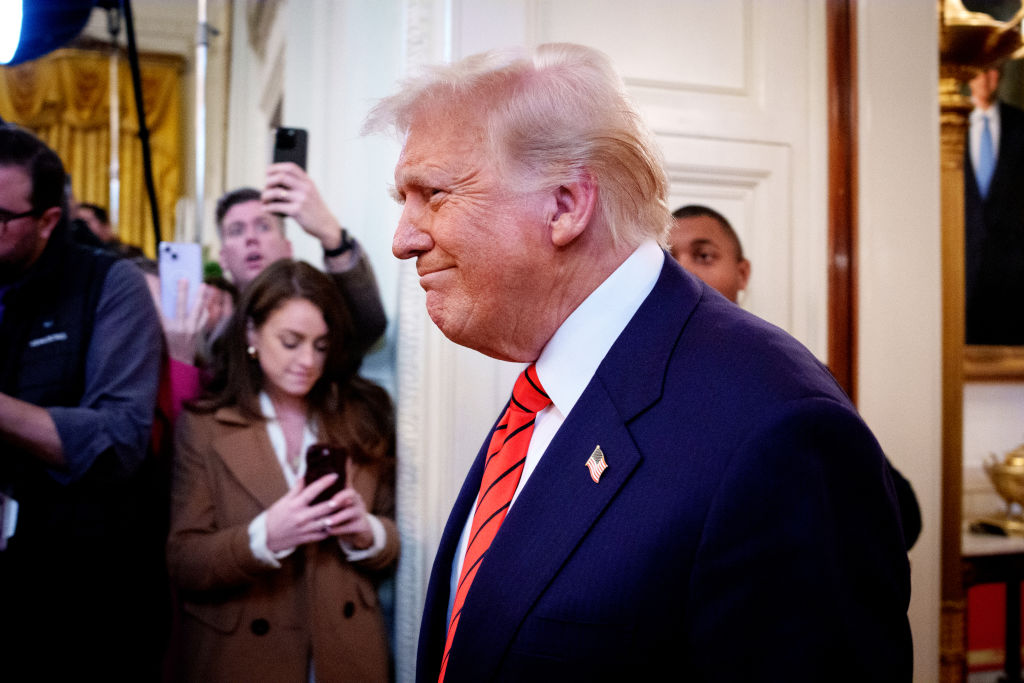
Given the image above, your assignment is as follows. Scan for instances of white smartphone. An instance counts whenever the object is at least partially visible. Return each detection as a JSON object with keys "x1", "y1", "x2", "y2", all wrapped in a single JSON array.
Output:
[{"x1": 158, "y1": 241, "x2": 203, "y2": 318}]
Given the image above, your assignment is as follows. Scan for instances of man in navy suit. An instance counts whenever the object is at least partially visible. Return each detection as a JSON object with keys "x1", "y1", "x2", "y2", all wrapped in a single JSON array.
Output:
[
  {"x1": 369, "y1": 43, "x2": 911, "y2": 681},
  {"x1": 965, "y1": 66, "x2": 1024, "y2": 345}
]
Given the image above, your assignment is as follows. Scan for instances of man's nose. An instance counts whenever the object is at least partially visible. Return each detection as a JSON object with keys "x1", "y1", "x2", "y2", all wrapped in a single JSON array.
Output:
[{"x1": 393, "y1": 205, "x2": 433, "y2": 260}]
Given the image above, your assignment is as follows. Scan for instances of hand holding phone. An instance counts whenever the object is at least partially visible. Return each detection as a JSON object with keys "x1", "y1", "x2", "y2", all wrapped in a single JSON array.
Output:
[
  {"x1": 158, "y1": 242, "x2": 203, "y2": 319},
  {"x1": 305, "y1": 443, "x2": 348, "y2": 505}
]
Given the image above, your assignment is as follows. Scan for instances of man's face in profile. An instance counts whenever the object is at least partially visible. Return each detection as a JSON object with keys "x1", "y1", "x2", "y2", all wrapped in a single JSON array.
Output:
[
  {"x1": 0, "y1": 165, "x2": 55, "y2": 282},
  {"x1": 218, "y1": 199, "x2": 292, "y2": 289},
  {"x1": 390, "y1": 108, "x2": 553, "y2": 360},
  {"x1": 669, "y1": 214, "x2": 750, "y2": 303}
]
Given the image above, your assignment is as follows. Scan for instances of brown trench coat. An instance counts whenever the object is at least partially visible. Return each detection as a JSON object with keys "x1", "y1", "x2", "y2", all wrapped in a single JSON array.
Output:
[{"x1": 166, "y1": 406, "x2": 398, "y2": 682}]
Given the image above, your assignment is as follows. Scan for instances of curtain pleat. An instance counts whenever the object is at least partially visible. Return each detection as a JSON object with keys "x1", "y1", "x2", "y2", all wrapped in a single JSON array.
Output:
[{"x1": 0, "y1": 48, "x2": 183, "y2": 258}]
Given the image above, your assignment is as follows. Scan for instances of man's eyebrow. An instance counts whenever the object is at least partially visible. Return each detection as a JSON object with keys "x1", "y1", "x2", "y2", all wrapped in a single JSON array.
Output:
[
  {"x1": 387, "y1": 185, "x2": 404, "y2": 203},
  {"x1": 396, "y1": 163, "x2": 451, "y2": 191}
]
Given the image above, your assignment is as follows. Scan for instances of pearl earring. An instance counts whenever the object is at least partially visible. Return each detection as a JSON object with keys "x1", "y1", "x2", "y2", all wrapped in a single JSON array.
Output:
[{"x1": 247, "y1": 345, "x2": 258, "y2": 359}]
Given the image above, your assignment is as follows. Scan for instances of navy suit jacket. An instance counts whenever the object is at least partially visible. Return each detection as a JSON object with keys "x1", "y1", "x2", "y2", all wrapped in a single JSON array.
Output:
[
  {"x1": 417, "y1": 256, "x2": 912, "y2": 682},
  {"x1": 965, "y1": 101, "x2": 1024, "y2": 344}
]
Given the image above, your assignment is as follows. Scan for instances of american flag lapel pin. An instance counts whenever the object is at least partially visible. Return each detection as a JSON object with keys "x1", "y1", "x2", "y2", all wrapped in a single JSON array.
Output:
[{"x1": 585, "y1": 445, "x2": 608, "y2": 483}]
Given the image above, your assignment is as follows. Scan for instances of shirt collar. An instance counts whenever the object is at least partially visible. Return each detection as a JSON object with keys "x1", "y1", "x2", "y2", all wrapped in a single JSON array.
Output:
[
  {"x1": 973, "y1": 103, "x2": 1000, "y2": 125},
  {"x1": 258, "y1": 392, "x2": 319, "y2": 482},
  {"x1": 535, "y1": 239, "x2": 664, "y2": 420},
  {"x1": 259, "y1": 391, "x2": 277, "y2": 420}
]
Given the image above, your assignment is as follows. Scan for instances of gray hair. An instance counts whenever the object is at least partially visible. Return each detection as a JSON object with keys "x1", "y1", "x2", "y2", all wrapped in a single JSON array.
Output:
[{"x1": 364, "y1": 43, "x2": 672, "y2": 248}]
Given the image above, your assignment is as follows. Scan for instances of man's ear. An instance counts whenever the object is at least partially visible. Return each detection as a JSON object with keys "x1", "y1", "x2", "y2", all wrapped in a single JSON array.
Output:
[
  {"x1": 737, "y1": 258, "x2": 752, "y2": 292},
  {"x1": 37, "y1": 207, "x2": 62, "y2": 242},
  {"x1": 549, "y1": 173, "x2": 597, "y2": 247}
]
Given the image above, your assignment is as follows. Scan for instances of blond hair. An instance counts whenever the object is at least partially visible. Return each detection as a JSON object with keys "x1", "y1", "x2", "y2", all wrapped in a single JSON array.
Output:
[{"x1": 364, "y1": 43, "x2": 672, "y2": 248}]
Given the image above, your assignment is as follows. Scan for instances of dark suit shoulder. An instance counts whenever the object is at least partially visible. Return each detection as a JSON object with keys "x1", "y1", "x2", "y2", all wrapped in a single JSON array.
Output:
[
  {"x1": 675, "y1": 289, "x2": 848, "y2": 408},
  {"x1": 1000, "y1": 100, "x2": 1024, "y2": 123}
]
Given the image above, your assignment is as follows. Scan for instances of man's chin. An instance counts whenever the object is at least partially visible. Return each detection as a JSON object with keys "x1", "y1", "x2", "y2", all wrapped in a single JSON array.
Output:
[
  {"x1": 235, "y1": 263, "x2": 265, "y2": 288},
  {"x1": 426, "y1": 301, "x2": 468, "y2": 349}
]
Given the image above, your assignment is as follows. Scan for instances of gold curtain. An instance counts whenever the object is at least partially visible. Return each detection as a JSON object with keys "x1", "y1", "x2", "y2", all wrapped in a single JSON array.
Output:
[{"x1": 0, "y1": 48, "x2": 183, "y2": 258}]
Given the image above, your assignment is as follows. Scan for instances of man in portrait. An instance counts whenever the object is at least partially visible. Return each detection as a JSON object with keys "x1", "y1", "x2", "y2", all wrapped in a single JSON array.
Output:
[{"x1": 965, "y1": 66, "x2": 1024, "y2": 344}]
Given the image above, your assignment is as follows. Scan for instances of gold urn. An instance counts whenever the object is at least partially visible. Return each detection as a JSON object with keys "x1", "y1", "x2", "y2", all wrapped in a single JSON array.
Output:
[
  {"x1": 984, "y1": 444, "x2": 1024, "y2": 511},
  {"x1": 976, "y1": 445, "x2": 1024, "y2": 535}
]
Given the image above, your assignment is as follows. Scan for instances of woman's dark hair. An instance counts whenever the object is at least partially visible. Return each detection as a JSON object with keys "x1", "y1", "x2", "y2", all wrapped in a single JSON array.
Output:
[{"x1": 192, "y1": 259, "x2": 393, "y2": 463}]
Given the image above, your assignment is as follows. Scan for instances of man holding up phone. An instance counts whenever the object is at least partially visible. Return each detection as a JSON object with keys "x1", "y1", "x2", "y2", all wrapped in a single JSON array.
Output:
[{"x1": 215, "y1": 161, "x2": 386, "y2": 357}]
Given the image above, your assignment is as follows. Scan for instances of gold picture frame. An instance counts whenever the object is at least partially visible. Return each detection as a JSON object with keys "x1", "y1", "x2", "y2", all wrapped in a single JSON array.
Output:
[{"x1": 965, "y1": 345, "x2": 1024, "y2": 380}]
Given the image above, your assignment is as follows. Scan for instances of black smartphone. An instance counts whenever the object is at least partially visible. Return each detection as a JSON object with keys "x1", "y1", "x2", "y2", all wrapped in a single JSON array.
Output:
[
  {"x1": 272, "y1": 127, "x2": 308, "y2": 170},
  {"x1": 305, "y1": 443, "x2": 347, "y2": 504}
]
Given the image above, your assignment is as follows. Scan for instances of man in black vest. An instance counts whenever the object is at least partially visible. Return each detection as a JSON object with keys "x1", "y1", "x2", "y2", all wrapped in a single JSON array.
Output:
[{"x1": 0, "y1": 124, "x2": 164, "y2": 680}]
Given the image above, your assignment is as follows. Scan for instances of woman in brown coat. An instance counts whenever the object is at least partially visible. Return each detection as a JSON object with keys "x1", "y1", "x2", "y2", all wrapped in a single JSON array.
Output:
[{"x1": 167, "y1": 259, "x2": 397, "y2": 682}]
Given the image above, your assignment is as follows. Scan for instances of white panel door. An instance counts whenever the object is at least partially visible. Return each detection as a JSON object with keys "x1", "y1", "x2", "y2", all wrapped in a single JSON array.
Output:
[{"x1": 533, "y1": 0, "x2": 828, "y2": 351}]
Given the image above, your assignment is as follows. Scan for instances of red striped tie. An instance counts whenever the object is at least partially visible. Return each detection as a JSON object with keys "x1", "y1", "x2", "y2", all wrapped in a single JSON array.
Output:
[{"x1": 438, "y1": 364, "x2": 550, "y2": 682}]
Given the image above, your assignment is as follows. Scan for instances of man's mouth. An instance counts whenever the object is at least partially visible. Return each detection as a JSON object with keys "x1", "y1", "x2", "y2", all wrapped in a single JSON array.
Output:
[{"x1": 417, "y1": 262, "x2": 453, "y2": 278}]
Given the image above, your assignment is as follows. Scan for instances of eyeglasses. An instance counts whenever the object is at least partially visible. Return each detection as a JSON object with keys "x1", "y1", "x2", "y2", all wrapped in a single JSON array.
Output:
[{"x1": 0, "y1": 208, "x2": 37, "y2": 230}]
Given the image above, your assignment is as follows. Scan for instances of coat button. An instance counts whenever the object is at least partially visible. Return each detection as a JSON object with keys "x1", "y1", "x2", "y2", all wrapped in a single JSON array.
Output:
[
  {"x1": 250, "y1": 618, "x2": 270, "y2": 636},
  {"x1": 343, "y1": 601, "x2": 355, "y2": 618}
]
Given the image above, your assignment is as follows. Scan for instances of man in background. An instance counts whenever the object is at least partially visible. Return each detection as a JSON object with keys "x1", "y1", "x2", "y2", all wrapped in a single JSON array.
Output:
[
  {"x1": 369, "y1": 43, "x2": 911, "y2": 681},
  {"x1": 0, "y1": 123, "x2": 164, "y2": 679},
  {"x1": 75, "y1": 201, "x2": 116, "y2": 243},
  {"x1": 214, "y1": 161, "x2": 386, "y2": 356},
  {"x1": 669, "y1": 204, "x2": 750, "y2": 303},
  {"x1": 964, "y1": 66, "x2": 1024, "y2": 344}
]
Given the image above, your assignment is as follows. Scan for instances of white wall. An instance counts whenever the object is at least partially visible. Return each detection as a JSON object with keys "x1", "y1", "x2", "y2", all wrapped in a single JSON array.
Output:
[
  {"x1": 856, "y1": 1, "x2": 942, "y2": 680},
  {"x1": 279, "y1": 0, "x2": 405, "y2": 389}
]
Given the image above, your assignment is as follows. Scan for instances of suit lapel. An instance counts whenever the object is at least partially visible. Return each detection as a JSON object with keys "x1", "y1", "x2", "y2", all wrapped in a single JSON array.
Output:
[
  {"x1": 212, "y1": 407, "x2": 288, "y2": 510},
  {"x1": 965, "y1": 138, "x2": 981, "y2": 200},
  {"x1": 435, "y1": 258, "x2": 702, "y2": 680}
]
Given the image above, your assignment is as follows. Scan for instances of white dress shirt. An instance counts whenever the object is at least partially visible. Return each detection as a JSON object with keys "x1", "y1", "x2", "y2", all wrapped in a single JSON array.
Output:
[{"x1": 448, "y1": 239, "x2": 665, "y2": 618}]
